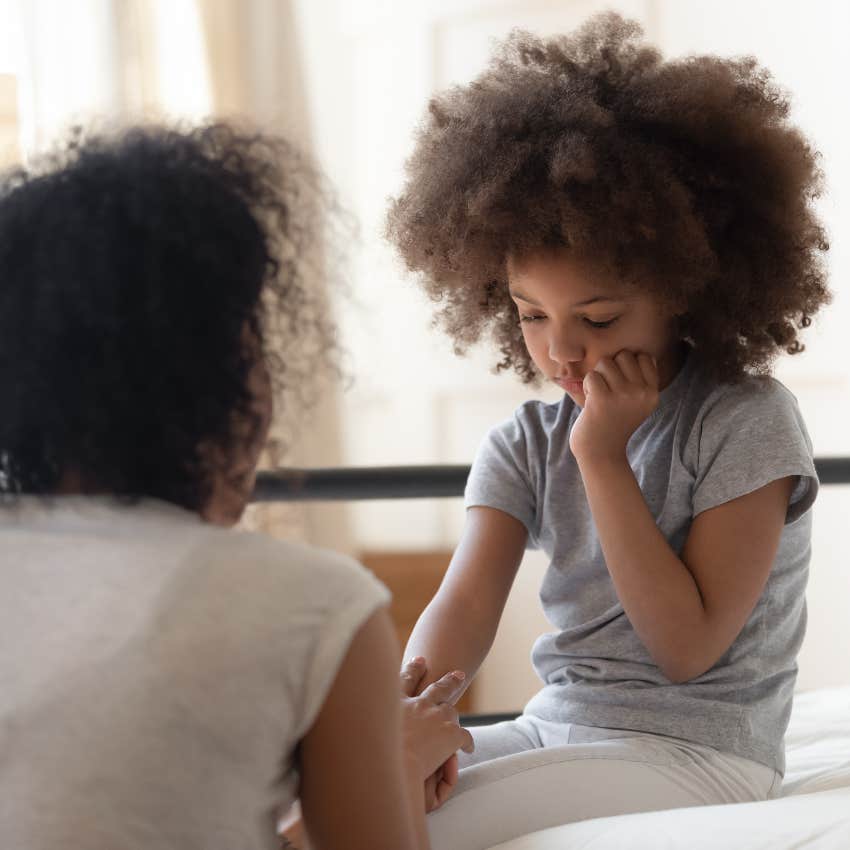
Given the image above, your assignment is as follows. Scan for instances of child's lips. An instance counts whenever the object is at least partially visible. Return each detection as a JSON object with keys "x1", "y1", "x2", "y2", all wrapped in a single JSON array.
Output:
[{"x1": 554, "y1": 376, "x2": 585, "y2": 393}]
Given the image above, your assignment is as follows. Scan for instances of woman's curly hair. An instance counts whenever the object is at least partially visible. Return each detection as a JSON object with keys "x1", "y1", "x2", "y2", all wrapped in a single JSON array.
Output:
[
  {"x1": 0, "y1": 122, "x2": 336, "y2": 511},
  {"x1": 386, "y1": 12, "x2": 830, "y2": 382}
]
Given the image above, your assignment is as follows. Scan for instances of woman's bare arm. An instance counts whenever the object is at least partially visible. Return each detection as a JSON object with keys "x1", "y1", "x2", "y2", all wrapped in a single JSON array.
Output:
[{"x1": 298, "y1": 607, "x2": 426, "y2": 850}]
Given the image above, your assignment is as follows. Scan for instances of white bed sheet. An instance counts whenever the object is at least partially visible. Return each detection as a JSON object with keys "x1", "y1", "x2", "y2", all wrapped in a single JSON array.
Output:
[{"x1": 491, "y1": 686, "x2": 850, "y2": 850}]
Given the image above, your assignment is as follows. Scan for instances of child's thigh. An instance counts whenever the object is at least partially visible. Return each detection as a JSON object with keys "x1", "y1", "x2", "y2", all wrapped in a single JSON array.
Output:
[
  {"x1": 430, "y1": 736, "x2": 777, "y2": 850},
  {"x1": 457, "y1": 716, "x2": 542, "y2": 769}
]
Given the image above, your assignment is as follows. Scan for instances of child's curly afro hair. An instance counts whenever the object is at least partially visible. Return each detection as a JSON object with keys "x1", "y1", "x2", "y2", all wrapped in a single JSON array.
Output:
[
  {"x1": 0, "y1": 122, "x2": 335, "y2": 511},
  {"x1": 386, "y1": 12, "x2": 830, "y2": 382}
]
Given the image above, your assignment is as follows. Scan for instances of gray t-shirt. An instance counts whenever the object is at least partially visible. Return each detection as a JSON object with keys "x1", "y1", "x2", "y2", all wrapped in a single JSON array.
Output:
[{"x1": 465, "y1": 354, "x2": 817, "y2": 774}]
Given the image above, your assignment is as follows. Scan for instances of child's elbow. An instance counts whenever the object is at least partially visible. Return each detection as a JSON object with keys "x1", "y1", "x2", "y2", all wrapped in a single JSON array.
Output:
[
  {"x1": 662, "y1": 666, "x2": 699, "y2": 684},
  {"x1": 658, "y1": 654, "x2": 713, "y2": 684}
]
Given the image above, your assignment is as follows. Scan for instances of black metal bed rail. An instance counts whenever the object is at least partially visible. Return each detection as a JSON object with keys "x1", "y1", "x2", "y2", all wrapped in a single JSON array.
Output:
[
  {"x1": 251, "y1": 458, "x2": 850, "y2": 726},
  {"x1": 252, "y1": 457, "x2": 850, "y2": 502}
]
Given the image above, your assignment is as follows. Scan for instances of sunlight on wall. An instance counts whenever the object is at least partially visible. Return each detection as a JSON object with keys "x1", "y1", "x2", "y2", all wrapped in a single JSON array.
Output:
[
  {"x1": 13, "y1": 0, "x2": 117, "y2": 156},
  {"x1": 0, "y1": 0, "x2": 19, "y2": 72},
  {"x1": 2, "y1": 0, "x2": 211, "y2": 160},
  {"x1": 0, "y1": 74, "x2": 19, "y2": 167},
  {"x1": 148, "y1": 0, "x2": 211, "y2": 121}
]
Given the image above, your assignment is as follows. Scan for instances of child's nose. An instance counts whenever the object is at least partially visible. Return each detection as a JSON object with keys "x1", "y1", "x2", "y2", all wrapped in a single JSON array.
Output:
[{"x1": 548, "y1": 331, "x2": 584, "y2": 366}]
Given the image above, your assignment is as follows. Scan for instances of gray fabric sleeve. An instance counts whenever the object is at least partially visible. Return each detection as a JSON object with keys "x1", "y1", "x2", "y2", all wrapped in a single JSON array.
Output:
[
  {"x1": 464, "y1": 408, "x2": 538, "y2": 542},
  {"x1": 693, "y1": 379, "x2": 818, "y2": 523}
]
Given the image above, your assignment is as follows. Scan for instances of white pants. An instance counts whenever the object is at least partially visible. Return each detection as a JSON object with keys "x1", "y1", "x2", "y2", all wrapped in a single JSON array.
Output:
[{"x1": 427, "y1": 716, "x2": 780, "y2": 850}]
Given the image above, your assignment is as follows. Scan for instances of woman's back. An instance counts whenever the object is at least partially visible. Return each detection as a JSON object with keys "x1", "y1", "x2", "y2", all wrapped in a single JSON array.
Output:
[{"x1": 0, "y1": 495, "x2": 388, "y2": 849}]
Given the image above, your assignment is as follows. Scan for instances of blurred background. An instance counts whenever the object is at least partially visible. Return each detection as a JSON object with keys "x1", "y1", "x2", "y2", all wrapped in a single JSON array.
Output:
[{"x1": 1, "y1": 0, "x2": 847, "y2": 712}]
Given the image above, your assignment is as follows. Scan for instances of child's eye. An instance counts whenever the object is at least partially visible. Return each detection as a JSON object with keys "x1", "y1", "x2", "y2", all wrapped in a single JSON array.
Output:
[
  {"x1": 584, "y1": 317, "x2": 618, "y2": 329},
  {"x1": 520, "y1": 314, "x2": 546, "y2": 323}
]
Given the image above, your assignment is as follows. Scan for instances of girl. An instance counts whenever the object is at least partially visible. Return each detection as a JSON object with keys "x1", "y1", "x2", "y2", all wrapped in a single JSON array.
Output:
[
  {"x1": 386, "y1": 12, "x2": 830, "y2": 849},
  {"x1": 0, "y1": 123, "x2": 471, "y2": 850}
]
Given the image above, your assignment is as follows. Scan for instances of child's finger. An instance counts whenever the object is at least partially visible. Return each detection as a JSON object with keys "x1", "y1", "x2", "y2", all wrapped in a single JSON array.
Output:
[
  {"x1": 636, "y1": 352, "x2": 658, "y2": 387},
  {"x1": 583, "y1": 369, "x2": 610, "y2": 398},
  {"x1": 442, "y1": 753, "x2": 459, "y2": 786},
  {"x1": 421, "y1": 669, "x2": 466, "y2": 705},
  {"x1": 399, "y1": 656, "x2": 427, "y2": 697},
  {"x1": 423, "y1": 773, "x2": 439, "y2": 813},
  {"x1": 435, "y1": 755, "x2": 459, "y2": 808},
  {"x1": 458, "y1": 725, "x2": 475, "y2": 754},
  {"x1": 434, "y1": 777, "x2": 453, "y2": 809},
  {"x1": 613, "y1": 349, "x2": 644, "y2": 385},
  {"x1": 593, "y1": 356, "x2": 628, "y2": 392}
]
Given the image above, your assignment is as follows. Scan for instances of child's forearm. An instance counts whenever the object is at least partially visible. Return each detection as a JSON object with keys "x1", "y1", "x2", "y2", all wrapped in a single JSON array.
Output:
[
  {"x1": 576, "y1": 454, "x2": 709, "y2": 682},
  {"x1": 405, "y1": 592, "x2": 498, "y2": 698},
  {"x1": 579, "y1": 453, "x2": 791, "y2": 684}
]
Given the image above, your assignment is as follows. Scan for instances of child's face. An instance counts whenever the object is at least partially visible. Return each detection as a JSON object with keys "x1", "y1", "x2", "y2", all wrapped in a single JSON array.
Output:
[{"x1": 508, "y1": 250, "x2": 682, "y2": 407}]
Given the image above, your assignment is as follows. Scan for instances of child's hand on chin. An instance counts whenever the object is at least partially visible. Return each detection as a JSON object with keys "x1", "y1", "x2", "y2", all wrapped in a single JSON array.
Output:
[{"x1": 569, "y1": 350, "x2": 660, "y2": 464}]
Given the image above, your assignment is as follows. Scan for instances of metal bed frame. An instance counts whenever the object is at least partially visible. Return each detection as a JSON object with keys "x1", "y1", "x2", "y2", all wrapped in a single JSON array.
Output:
[
  {"x1": 251, "y1": 457, "x2": 850, "y2": 725},
  {"x1": 253, "y1": 458, "x2": 850, "y2": 504}
]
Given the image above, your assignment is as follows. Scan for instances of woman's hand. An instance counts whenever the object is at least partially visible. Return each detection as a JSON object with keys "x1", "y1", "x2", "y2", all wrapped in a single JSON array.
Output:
[
  {"x1": 399, "y1": 657, "x2": 474, "y2": 811},
  {"x1": 279, "y1": 655, "x2": 474, "y2": 848},
  {"x1": 569, "y1": 350, "x2": 659, "y2": 464}
]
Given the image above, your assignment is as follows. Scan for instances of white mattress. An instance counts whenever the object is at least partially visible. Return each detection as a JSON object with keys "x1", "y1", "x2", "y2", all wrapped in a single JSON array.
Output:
[{"x1": 491, "y1": 686, "x2": 850, "y2": 849}]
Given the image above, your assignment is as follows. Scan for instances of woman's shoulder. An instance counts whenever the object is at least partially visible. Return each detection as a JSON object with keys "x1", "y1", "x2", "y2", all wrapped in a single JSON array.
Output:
[
  {"x1": 187, "y1": 525, "x2": 389, "y2": 609},
  {"x1": 150, "y1": 525, "x2": 391, "y2": 690},
  {"x1": 16, "y1": 495, "x2": 385, "y2": 607}
]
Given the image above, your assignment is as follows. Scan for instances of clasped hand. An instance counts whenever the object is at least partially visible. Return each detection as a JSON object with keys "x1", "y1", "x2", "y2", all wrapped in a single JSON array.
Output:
[
  {"x1": 569, "y1": 350, "x2": 660, "y2": 462},
  {"x1": 400, "y1": 656, "x2": 474, "y2": 812}
]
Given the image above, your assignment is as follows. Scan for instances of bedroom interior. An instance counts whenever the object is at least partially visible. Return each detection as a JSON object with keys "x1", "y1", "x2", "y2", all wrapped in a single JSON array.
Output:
[{"x1": 2, "y1": 1, "x2": 848, "y2": 846}]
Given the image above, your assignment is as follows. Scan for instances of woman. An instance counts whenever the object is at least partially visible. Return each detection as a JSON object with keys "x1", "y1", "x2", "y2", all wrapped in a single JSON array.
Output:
[{"x1": 0, "y1": 123, "x2": 471, "y2": 850}]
